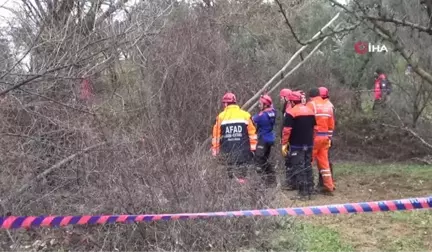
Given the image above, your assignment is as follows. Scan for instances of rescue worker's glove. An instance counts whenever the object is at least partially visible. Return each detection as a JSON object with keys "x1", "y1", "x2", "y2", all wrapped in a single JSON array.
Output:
[{"x1": 281, "y1": 144, "x2": 289, "y2": 157}]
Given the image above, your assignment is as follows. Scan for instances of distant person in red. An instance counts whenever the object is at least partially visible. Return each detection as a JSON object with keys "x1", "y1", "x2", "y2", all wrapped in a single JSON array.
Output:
[
  {"x1": 80, "y1": 78, "x2": 94, "y2": 101},
  {"x1": 373, "y1": 69, "x2": 391, "y2": 110}
]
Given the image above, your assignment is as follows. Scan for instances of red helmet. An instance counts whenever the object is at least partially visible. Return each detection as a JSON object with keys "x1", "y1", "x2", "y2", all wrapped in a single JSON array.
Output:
[
  {"x1": 259, "y1": 94, "x2": 273, "y2": 106},
  {"x1": 222, "y1": 92, "x2": 236, "y2": 103},
  {"x1": 279, "y1": 88, "x2": 292, "y2": 99},
  {"x1": 288, "y1": 91, "x2": 303, "y2": 102},
  {"x1": 318, "y1": 87, "x2": 329, "y2": 98}
]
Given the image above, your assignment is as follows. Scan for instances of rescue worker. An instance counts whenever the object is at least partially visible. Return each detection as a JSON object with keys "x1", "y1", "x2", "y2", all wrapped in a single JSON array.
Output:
[
  {"x1": 318, "y1": 86, "x2": 335, "y2": 185},
  {"x1": 307, "y1": 88, "x2": 335, "y2": 195},
  {"x1": 299, "y1": 90, "x2": 307, "y2": 105},
  {"x1": 279, "y1": 88, "x2": 292, "y2": 115},
  {"x1": 279, "y1": 88, "x2": 296, "y2": 190},
  {"x1": 252, "y1": 94, "x2": 277, "y2": 186},
  {"x1": 212, "y1": 92, "x2": 258, "y2": 183},
  {"x1": 281, "y1": 91, "x2": 316, "y2": 199},
  {"x1": 373, "y1": 69, "x2": 391, "y2": 110}
]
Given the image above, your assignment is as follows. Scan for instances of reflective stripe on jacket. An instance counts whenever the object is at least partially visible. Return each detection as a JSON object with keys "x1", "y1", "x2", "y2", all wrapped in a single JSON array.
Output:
[
  {"x1": 212, "y1": 105, "x2": 258, "y2": 163},
  {"x1": 307, "y1": 97, "x2": 335, "y2": 138},
  {"x1": 323, "y1": 98, "x2": 335, "y2": 138},
  {"x1": 281, "y1": 104, "x2": 316, "y2": 147}
]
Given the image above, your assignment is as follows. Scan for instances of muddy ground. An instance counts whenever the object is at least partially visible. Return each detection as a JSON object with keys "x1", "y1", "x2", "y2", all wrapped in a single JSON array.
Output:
[{"x1": 270, "y1": 163, "x2": 432, "y2": 251}]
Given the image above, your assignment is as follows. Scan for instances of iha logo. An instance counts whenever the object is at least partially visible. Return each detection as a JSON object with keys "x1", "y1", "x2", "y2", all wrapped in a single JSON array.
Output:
[{"x1": 354, "y1": 41, "x2": 388, "y2": 54}]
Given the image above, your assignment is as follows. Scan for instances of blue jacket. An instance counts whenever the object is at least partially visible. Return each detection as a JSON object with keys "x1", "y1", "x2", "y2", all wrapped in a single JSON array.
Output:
[{"x1": 252, "y1": 107, "x2": 276, "y2": 143}]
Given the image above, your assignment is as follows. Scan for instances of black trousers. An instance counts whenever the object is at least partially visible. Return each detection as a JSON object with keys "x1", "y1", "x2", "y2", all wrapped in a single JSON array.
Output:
[
  {"x1": 289, "y1": 147, "x2": 314, "y2": 196},
  {"x1": 284, "y1": 153, "x2": 296, "y2": 189},
  {"x1": 254, "y1": 141, "x2": 275, "y2": 184}
]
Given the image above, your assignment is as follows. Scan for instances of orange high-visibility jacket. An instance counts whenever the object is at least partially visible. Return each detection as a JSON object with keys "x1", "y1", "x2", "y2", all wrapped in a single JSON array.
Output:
[
  {"x1": 212, "y1": 105, "x2": 257, "y2": 163},
  {"x1": 323, "y1": 98, "x2": 335, "y2": 138},
  {"x1": 307, "y1": 97, "x2": 335, "y2": 138}
]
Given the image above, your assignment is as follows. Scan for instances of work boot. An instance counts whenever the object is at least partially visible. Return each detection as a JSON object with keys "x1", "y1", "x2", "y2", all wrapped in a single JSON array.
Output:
[{"x1": 318, "y1": 188, "x2": 335, "y2": 196}]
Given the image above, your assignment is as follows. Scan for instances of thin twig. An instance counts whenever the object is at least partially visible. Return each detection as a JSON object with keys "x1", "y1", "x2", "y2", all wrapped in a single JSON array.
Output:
[{"x1": 12, "y1": 142, "x2": 107, "y2": 198}]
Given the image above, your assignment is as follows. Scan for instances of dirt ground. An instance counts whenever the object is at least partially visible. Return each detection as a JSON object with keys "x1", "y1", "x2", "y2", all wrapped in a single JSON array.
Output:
[{"x1": 272, "y1": 165, "x2": 432, "y2": 251}]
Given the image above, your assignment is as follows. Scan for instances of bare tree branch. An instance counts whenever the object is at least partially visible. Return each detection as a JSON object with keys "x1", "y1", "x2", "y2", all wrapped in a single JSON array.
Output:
[
  {"x1": 274, "y1": 0, "x2": 305, "y2": 46},
  {"x1": 379, "y1": 108, "x2": 432, "y2": 151},
  {"x1": 0, "y1": 64, "x2": 72, "y2": 96},
  {"x1": 382, "y1": 123, "x2": 432, "y2": 150},
  {"x1": 13, "y1": 142, "x2": 107, "y2": 197},
  {"x1": 241, "y1": 12, "x2": 341, "y2": 110},
  {"x1": 0, "y1": 23, "x2": 46, "y2": 80},
  {"x1": 362, "y1": 15, "x2": 432, "y2": 35},
  {"x1": 328, "y1": 0, "x2": 432, "y2": 85},
  {"x1": 275, "y1": 0, "x2": 360, "y2": 46},
  {"x1": 249, "y1": 30, "x2": 336, "y2": 111}
]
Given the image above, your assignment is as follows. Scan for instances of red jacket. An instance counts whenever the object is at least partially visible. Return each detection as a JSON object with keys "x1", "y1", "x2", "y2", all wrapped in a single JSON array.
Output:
[{"x1": 374, "y1": 74, "x2": 387, "y2": 100}]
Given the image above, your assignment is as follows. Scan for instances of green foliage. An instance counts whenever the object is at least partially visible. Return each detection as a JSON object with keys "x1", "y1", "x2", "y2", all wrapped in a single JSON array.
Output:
[
  {"x1": 299, "y1": 223, "x2": 354, "y2": 252},
  {"x1": 334, "y1": 163, "x2": 432, "y2": 178},
  {"x1": 387, "y1": 236, "x2": 429, "y2": 252},
  {"x1": 266, "y1": 220, "x2": 353, "y2": 252}
]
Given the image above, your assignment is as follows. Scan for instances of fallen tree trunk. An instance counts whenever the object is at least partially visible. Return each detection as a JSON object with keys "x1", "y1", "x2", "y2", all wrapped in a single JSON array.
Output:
[
  {"x1": 200, "y1": 21, "x2": 340, "y2": 151},
  {"x1": 382, "y1": 123, "x2": 432, "y2": 151},
  {"x1": 247, "y1": 33, "x2": 335, "y2": 112},
  {"x1": 241, "y1": 12, "x2": 340, "y2": 110},
  {"x1": 11, "y1": 142, "x2": 107, "y2": 199}
]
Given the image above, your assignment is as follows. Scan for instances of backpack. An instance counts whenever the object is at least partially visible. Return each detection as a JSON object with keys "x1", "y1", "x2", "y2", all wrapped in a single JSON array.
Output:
[{"x1": 381, "y1": 78, "x2": 392, "y2": 95}]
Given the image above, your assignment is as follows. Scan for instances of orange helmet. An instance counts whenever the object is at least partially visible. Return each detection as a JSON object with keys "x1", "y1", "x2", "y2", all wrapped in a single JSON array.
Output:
[
  {"x1": 259, "y1": 94, "x2": 273, "y2": 106},
  {"x1": 222, "y1": 92, "x2": 236, "y2": 103},
  {"x1": 279, "y1": 88, "x2": 292, "y2": 99},
  {"x1": 288, "y1": 91, "x2": 303, "y2": 102},
  {"x1": 319, "y1": 87, "x2": 329, "y2": 98}
]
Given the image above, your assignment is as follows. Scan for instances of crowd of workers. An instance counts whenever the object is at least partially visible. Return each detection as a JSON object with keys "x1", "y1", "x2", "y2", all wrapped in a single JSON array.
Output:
[
  {"x1": 211, "y1": 86, "x2": 335, "y2": 200},
  {"x1": 211, "y1": 69, "x2": 391, "y2": 200}
]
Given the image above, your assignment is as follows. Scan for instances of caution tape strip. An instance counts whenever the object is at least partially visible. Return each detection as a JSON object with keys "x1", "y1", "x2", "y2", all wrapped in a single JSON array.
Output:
[{"x1": 1, "y1": 196, "x2": 431, "y2": 230}]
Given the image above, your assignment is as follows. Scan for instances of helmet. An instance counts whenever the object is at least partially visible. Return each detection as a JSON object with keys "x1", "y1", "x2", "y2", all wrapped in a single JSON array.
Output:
[
  {"x1": 222, "y1": 92, "x2": 236, "y2": 103},
  {"x1": 309, "y1": 88, "x2": 320, "y2": 98},
  {"x1": 259, "y1": 94, "x2": 272, "y2": 106},
  {"x1": 319, "y1": 87, "x2": 329, "y2": 98},
  {"x1": 287, "y1": 91, "x2": 303, "y2": 102},
  {"x1": 279, "y1": 88, "x2": 292, "y2": 99}
]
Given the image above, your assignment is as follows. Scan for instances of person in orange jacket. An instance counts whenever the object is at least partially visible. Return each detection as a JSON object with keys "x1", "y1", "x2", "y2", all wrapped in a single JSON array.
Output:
[
  {"x1": 281, "y1": 91, "x2": 316, "y2": 199},
  {"x1": 307, "y1": 88, "x2": 335, "y2": 195},
  {"x1": 212, "y1": 92, "x2": 258, "y2": 183},
  {"x1": 318, "y1": 86, "x2": 335, "y2": 186}
]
